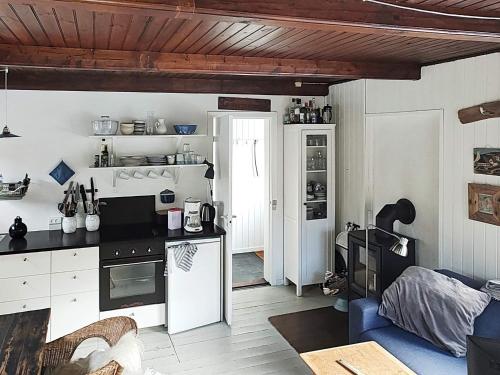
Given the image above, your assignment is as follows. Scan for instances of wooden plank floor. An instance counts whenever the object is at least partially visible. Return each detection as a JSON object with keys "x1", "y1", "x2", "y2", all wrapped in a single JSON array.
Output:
[{"x1": 142, "y1": 285, "x2": 332, "y2": 374}]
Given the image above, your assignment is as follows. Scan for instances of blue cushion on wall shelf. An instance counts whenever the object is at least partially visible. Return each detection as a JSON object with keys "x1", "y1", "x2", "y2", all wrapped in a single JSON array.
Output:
[{"x1": 49, "y1": 160, "x2": 75, "y2": 185}]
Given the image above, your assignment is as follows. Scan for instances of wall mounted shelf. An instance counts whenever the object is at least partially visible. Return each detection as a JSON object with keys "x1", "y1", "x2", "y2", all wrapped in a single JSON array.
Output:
[
  {"x1": 89, "y1": 134, "x2": 206, "y2": 139},
  {"x1": 89, "y1": 164, "x2": 206, "y2": 187}
]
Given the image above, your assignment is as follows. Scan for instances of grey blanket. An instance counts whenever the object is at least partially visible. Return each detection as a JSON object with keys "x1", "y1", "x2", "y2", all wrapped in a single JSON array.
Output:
[{"x1": 378, "y1": 266, "x2": 491, "y2": 357}]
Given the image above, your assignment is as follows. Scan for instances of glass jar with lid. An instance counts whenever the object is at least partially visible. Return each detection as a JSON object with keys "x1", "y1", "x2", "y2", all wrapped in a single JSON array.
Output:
[{"x1": 92, "y1": 115, "x2": 118, "y2": 135}]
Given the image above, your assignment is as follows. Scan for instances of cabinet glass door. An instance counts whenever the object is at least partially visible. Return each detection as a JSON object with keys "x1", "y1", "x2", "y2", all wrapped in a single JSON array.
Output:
[{"x1": 305, "y1": 134, "x2": 328, "y2": 221}]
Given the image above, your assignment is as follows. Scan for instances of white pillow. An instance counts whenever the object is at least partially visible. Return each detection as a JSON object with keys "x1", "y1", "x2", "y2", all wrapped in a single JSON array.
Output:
[{"x1": 87, "y1": 331, "x2": 144, "y2": 375}]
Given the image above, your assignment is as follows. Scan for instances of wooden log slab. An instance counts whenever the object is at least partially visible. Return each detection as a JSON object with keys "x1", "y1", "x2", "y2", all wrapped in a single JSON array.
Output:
[
  {"x1": 458, "y1": 100, "x2": 500, "y2": 124},
  {"x1": 218, "y1": 97, "x2": 271, "y2": 112}
]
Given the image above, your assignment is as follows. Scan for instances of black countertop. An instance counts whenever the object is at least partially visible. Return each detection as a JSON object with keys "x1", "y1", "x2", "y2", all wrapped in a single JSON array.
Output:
[{"x1": 0, "y1": 224, "x2": 226, "y2": 255}]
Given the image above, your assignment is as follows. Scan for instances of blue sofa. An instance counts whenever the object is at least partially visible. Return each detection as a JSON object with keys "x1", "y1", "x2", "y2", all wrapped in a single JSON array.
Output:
[{"x1": 349, "y1": 270, "x2": 500, "y2": 375}]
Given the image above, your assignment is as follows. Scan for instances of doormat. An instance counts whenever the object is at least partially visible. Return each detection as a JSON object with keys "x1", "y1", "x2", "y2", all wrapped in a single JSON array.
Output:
[{"x1": 269, "y1": 307, "x2": 348, "y2": 353}]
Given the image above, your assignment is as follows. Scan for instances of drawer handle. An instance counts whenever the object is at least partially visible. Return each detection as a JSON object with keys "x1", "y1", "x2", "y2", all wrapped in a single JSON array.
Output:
[
  {"x1": 22, "y1": 281, "x2": 27, "y2": 286},
  {"x1": 73, "y1": 252, "x2": 78, "y2": 257},
  {"x1": 22, "y1": 304, "x2": 27, "y2": 309},
  {"x1": 23, "y1": 257, "x2": 28, "y2": 262},
  {"x1": 73, "y1": 275, "x2": 77, "y2": 280},
  {"x1": 72, "y1": 298, "x2": 77, "y2": 303}
]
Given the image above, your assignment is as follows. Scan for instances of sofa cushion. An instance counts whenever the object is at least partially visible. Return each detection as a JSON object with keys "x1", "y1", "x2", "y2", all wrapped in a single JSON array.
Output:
[
  {"x1": 361, "y1": 326, "x2": 466, "y2": 375},
  {"x1": 474, "y1": 299, "x2": 500, "y2": 339},
  {"x1": 379, "y1": 266, "x2": 491, "y2": 357}
]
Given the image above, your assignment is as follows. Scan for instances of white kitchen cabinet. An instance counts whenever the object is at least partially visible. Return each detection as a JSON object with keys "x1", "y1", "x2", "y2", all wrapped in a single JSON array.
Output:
[
  {"x1": 0, "y1": 274, "x2": 51, "y2": 302},
  {"x1": 284, "y1": 125, "x2": 335, "y2": 296},
  {"x1": 50, "y1": 291, "x2": 99, "y2": 340},
  {"x1": 50, "y1": 247, "x2": 100, "y2": 340},
  {"x1": 51, "y1": 269, "x2": 99, "y2": 296},
  {"x1": 166, "y1": 238, "x2": 222, "y2": 334},
  {"x1": 100, "y1": 304, "x2": 165, "y2": 328},
  {"x1": 52, "y1": 247, "x2": 99, "y2": 272},
  {"x1": 0, "y1": 297, "x2": 50, "y2": 315},
  {"x1": 0, "y1": 252, "x2": 50, "y2": 278}
]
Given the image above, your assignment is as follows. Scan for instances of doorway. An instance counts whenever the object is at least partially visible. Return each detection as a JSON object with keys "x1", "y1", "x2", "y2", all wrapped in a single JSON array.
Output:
[
  {"x1": 231, "y1": 118, "x2": 267, "y2": 289},
  {"x1": 211, "y1": 111, "x2": 281, "y2": 325}
]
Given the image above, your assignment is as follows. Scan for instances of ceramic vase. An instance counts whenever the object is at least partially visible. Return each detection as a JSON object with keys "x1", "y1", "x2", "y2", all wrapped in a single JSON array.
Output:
[
  {"x1": 62, "y1": 216, "x2": 77, "y2": 234},
  {"x1": 85, "y1": 214, "x2": 100, "y2": 232},
  {"x1": 9, "y1": 216, "x2": 27, "y2": 239}
]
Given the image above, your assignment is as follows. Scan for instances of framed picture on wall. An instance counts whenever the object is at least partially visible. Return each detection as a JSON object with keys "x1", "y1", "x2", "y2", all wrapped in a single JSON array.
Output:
[
  {"x1": 473, "y1": 148, "x2": 500, "y2": 176},
  {"x1": 468, "y1": 183, "x2": 500, "y2": 226}
]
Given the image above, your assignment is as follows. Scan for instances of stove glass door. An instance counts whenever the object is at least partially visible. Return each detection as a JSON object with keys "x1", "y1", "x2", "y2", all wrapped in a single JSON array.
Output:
[
  {"x1": 100, "y1": 255, "x2": 165, "y2": 311},
  {"x1": 110, "y1": 262, "x2": 156, "y2": 300}
]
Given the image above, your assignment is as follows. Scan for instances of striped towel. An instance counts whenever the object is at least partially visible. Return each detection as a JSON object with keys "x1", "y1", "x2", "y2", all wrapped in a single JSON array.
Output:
[
  {"x1": 481, "y1": 280, "x2": 500, "y2": 301},
  {"x1": 164, "y1": 243, "x2": 198, "y2": 275}
]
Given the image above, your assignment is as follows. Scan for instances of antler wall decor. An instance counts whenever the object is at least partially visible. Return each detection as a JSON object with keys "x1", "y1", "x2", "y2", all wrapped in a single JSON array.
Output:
[{"x1": 458, "y1": 101, "x2": 500, "y2": 124}]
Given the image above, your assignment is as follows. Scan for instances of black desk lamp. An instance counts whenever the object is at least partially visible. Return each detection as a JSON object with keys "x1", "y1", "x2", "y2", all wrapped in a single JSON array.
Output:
[{"x1": 364, "y1": 199, "x2": 416, "y2": 297}]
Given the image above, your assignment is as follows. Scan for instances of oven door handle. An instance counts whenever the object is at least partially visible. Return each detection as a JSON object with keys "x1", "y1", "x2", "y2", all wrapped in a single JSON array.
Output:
[{"x1": 102, "y1": 259, "x2": 164, "y2": 268}]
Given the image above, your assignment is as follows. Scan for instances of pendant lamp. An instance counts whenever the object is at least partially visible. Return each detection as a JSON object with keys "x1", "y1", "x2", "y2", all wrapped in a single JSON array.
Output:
[{"x1": 1, "y1": 68, "x2": 19, "y2": 138}]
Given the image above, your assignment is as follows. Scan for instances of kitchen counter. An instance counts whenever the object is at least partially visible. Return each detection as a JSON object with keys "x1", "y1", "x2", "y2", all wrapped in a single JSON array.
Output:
[{"x1": 0, "y1": 223, "x2": 225, "y2": 255}]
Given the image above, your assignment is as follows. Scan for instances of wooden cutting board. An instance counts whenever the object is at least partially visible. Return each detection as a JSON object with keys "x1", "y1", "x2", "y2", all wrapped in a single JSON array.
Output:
[{"x1": 301, "y1": 341, "x2": 416, "y2": 375}]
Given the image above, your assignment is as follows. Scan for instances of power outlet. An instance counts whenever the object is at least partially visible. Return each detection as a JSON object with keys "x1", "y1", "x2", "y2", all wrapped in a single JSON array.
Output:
[{"x1": 49, "y1": 217, "x2": 62, "y2": 231}]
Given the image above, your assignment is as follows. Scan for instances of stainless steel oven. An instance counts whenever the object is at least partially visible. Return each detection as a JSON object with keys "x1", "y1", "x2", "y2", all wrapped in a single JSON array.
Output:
[{"x1": 99, "y1": 238, "x2": 165, "y2": 312}]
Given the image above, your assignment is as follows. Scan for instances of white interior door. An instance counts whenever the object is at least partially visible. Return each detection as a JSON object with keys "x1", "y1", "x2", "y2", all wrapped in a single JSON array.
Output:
[
  {"x1": 212, "y1": 114, "x2": 233, "y2": 325},
  {"x1": 366, "y1": 110, "x2": 443, "y2": 269}
]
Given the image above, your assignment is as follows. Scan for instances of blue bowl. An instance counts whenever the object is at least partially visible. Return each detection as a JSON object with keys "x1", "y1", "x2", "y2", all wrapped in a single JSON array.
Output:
[{"x1": 174, "y1": 125, "x2": 197, "y2": 135}]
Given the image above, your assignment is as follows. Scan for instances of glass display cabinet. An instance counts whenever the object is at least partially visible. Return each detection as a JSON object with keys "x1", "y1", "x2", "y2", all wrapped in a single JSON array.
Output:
[{"x1": 284, "y1": 124, "x2": 335, "y2": 296}]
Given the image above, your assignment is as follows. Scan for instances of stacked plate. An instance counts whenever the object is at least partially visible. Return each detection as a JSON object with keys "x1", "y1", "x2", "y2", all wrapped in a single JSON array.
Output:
[
  {"x1": 119, "y1": 156, "x2": 147, "y2": 167},
  {"x1": 147, "y1": 155, "x2": 167, "y2": 166},
  {"x1": 315, "y1": 192, "x2": 327, "y2": 200},
  {"x1": 133, "y1": 121, "x2": 146, "y2": 135}
]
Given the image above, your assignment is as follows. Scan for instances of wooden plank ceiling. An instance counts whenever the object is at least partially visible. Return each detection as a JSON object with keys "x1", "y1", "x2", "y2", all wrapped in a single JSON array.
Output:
[{"x1": 0, "y1": 0, "x2": 499, "y2": 95}]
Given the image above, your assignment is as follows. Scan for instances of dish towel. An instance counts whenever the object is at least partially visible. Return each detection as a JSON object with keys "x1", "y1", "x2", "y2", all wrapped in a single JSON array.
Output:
[
  {"x1": 481, "y1": 279, "x2": 500, "y2": 301},
  {"x1": 164, "y1": 243, "x2": 198, "y2": 275}
]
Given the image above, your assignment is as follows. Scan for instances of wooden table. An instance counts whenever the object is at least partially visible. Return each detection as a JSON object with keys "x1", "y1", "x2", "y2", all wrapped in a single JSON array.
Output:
[
  {"x1": 0, "y1": 309, "x2": 51, "y2": 375},
  {"x1": 301, "y1": 341, "x2": 416, "y2": 375}
]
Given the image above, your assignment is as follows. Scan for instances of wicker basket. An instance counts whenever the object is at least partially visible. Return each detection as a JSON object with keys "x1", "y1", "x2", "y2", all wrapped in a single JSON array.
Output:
[{"x1": 0, "y1": 174, "x2": 30, "y2": 200}]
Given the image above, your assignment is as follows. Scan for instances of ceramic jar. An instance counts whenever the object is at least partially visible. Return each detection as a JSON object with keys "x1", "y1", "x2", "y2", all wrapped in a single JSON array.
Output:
[
  {"x1": 62, "y1": 216, "x2": 77, "y2": 234},
  {"x1": 9, "y1": 216, "x2": 27, "y2": 239},
  {"x1": 155, "y1": 118, "x2": 168, "y2": 135},
  {"x1": 85, "y1": 214, "x2": 100, "y2": 232}
]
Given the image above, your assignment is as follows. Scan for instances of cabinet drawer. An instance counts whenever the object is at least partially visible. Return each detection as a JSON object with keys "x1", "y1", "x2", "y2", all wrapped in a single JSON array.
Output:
[
  {"x1": 0, "y1": 297, "x2": 50, "y2": 315},
  {"x1": 0, "y1": 252, "x2": 50, "y2": 278},
  {"x1": 51, "y1": 269, "x2": 99, "y2": 296},
  {"x1": 52, "y1": 247, "x2": 99, "y2": 272},
  {"x1": 0, "y1": 275, "x2": 50, "y2": 302},
  {"x1": 100, "y1": 304, "x2": 165, "y2": 329},
  {"x1": 51, "y1": 291, "x2": 99, "y2": 340}
]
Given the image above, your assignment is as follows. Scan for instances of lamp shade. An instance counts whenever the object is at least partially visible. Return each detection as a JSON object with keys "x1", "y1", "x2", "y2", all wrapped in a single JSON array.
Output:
[
  {"x1": 389, "y1": 237, "x2": 409, "y2": 257},
  {"x1": 0, "y1": 125, "x2": 19, "y2": 138},
  {"x1": 203, "y1": 159, "x2": 214, "y2": 180}
]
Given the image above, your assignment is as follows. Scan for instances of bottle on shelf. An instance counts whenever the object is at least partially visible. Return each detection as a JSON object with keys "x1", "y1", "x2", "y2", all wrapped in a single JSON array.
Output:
[
  {"x1": 295, "y1": 99, "x2": 302, "y2": 124},
  {"x1": 100, "y1": 139, "x2": 109, "y2": 168},
  {"x1": 299, "y1": 101, "x2": 306, "y2": 124}
]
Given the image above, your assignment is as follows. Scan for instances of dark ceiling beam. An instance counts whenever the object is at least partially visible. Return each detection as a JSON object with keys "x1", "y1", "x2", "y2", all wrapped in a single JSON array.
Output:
[
  {"x1": 13, "y1": 0, "x2": 500, "y2": 43},
  {"x1": 0, "y1": 44, "x2": 422, "y2": 80},
  {"x1": 0, "y1": 68, "x2": 332, "y2": 96}
]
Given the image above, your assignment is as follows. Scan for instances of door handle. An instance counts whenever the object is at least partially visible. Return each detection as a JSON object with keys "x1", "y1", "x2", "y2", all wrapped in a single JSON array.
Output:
[
  {"x1": 220, "y1": 214, "x2": 237, "y2": 224},
  {"x1": 271, "y1": 200, "x2": 278, "y2": 210}
]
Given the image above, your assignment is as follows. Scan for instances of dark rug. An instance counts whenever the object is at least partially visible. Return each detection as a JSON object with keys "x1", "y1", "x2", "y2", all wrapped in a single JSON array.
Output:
[{"x1": 269, "y1": 306, "x2": 349, "y2": 353}]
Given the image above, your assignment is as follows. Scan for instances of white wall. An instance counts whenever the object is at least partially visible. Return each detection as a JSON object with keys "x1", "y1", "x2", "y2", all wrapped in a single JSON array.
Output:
[
  {"x1": 0, "y1": 91, "x2": 292, "y2": 232},
  {"x1": 330, "y1": 52, "x2": 500, "y2": 280}
]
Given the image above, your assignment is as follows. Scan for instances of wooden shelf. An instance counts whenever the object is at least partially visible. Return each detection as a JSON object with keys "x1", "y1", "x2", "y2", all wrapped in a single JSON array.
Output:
[
  {"x1": 306, "y1": 145, "x2": 327, "y2": 148},
  {"x1": 306, "y1": 199, "x2": 327, "y2": 203},
  {"x1": 307, "y1": 169, "x2": 327, "y2": 173}
]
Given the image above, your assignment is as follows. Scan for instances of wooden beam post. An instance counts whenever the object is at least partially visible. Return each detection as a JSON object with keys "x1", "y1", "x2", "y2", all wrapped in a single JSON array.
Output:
[{"x1": 0, "y1": 44, "x2": 421, "y2": 80}]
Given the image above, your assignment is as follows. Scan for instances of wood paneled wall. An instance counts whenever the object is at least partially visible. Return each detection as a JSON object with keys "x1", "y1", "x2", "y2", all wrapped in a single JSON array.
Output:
[
  {"x1": 330, "y1": 80, "x2": 366, "y2": 234},
  {"x1": 330, "y1": 52, "x2": 500, "y2": 281}
]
